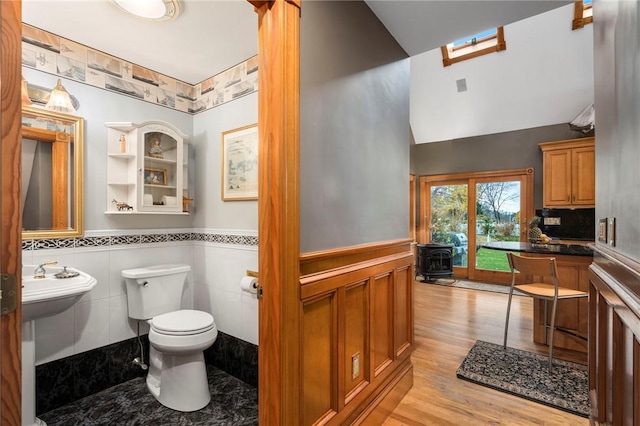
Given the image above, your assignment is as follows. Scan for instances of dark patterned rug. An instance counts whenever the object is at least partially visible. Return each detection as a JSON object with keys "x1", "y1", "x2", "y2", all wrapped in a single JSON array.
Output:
[{"x1": 456, "y1": 340, "x2": 589, "y2": 418}]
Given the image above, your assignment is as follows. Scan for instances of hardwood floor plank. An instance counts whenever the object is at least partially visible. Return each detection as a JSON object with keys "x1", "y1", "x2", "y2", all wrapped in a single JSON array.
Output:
[{"x1": 384, "y1": 281, "x2": 588, "y2": 425}]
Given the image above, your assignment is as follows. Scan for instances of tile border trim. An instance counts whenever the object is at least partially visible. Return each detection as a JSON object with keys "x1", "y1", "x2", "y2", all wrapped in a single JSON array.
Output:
[{"x1": 23, "y1": 230, "x2": 258, "y2": 251}]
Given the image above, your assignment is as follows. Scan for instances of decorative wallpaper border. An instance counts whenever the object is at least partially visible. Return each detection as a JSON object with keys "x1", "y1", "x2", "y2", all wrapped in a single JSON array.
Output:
[
  {"x1": 21, "y1": 24, "x2": 258, "y2": 115},
  {"x1": 22, "y1": 231, "x2": 258, "y2": 251}
]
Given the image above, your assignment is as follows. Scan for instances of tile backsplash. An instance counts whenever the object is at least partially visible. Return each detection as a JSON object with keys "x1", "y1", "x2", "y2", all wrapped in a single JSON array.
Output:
[{"x1": 535, "y1": 208, "x2": 596, "y2": 240}]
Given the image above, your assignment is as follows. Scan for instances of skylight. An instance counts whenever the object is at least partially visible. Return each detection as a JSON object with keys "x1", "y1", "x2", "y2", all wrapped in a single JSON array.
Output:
[
  {"x1": 573, "y1": 0, "x2": 593, "y2": 30},
  {"x1": 441, "y1": 27, "x2": 506, "y2": 67},
  {"x1": 452, "y1": 29, "x2": 498, "y2": 48}
]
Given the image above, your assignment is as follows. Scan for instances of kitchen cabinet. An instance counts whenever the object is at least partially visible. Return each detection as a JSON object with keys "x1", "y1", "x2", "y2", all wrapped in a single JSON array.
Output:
[
  {"x1": 539, "y1": 137, "x2": 595, "y2": 208},
  {"x1": 105, "y1": 121, "x2": 189, "y2": 214}
]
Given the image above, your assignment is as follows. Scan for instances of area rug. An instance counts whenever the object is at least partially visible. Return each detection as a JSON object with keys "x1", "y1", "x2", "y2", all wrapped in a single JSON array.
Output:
[{"x1": 456, "y1": 340, "x2": 589, "y2": 418}]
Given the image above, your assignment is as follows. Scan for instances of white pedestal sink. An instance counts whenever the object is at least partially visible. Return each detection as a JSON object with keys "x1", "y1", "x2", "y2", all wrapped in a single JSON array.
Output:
[{"x1": 21, "y1": 265, "x2": 97, "y2": 426}]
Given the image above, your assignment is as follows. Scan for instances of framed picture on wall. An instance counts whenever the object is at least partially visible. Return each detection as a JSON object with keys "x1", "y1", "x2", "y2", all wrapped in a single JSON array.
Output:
[{"x1": 221, "y1": 123, "x2": 258, "y2": 201}]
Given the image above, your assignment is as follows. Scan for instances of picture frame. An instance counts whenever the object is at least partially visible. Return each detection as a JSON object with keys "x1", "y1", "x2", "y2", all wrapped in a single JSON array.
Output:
[
  {"x1": 221, "y1": 123, "x2": 258, "y2": 201},
  {"x1": 144, "y1": 167, "x2": 167, "y2": 186}
]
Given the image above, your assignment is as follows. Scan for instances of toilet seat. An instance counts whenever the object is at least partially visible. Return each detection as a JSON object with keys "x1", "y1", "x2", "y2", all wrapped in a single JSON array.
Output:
[{"x1": 150, "y1": 310, "x2": 214, "y2": 336}]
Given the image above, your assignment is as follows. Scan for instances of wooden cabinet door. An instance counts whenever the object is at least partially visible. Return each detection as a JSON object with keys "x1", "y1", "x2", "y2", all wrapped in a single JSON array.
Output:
[
  {"x1": 540, "y1": 137, "x2": 595, "y2": 208},
  {"x1": 543, "y1": 149, "x2": 572, "y2": 207},
  {"x1": 571, "y1": 146, "x2": 596, "y2": 206}
]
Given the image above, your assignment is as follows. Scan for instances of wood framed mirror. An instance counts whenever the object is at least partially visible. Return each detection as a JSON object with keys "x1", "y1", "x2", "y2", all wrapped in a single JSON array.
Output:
[{"x1": 22, "y1": 105, "x2": 84, "y2": 240}]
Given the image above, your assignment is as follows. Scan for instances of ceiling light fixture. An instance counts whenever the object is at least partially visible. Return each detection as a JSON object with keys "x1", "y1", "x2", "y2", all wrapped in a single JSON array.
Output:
[
  {"x1": 111, "y1": 0, "x2": 180, "y2": 22},
  {"x1": 45, "y1": 78, "x2": 77, "y2": 114}
]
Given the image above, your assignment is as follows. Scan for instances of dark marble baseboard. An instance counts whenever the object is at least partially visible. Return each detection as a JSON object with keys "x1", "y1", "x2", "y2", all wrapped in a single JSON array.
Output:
[
  {"x1": 36, "y1": 331, "x2": 258, "y2": 415},
  {"x1": 204, "y1": 332, "x2": 258, "y2": 387},
  {"x1": 36, "y1": 335, "x2": 149, "y2": 415}
]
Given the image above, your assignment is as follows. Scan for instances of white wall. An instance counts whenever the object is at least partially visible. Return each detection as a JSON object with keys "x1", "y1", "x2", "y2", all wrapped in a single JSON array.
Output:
[
  {"x1": 191, "y1": 231, "x2": 259, "y2": 345},
  {"x1": 410, "y1": 4, "x2": 594, "y2": 144}
]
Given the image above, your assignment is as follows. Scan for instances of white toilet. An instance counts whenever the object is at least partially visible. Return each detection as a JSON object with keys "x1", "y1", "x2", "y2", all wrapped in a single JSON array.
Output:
[{"x1": 122, "y1": 264, "x2": 217, "y2": 412}]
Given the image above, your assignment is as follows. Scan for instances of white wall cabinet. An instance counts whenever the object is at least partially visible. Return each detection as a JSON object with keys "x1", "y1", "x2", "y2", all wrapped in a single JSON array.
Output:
[{"x1": 105, "y1": 121, "x2": 189, "y2": 214}]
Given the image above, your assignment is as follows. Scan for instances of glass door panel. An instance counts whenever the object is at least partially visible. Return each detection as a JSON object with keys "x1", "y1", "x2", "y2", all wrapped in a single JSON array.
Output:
[
  {"x1": 419, "y1": 169, "x2": 533, "y2": 284},
  {"x1": 474, "y1": 180, "x2": 521, "y2": 273},
  {"x1": 429, "y1": 183, "x2": 469, "y2": 268}
]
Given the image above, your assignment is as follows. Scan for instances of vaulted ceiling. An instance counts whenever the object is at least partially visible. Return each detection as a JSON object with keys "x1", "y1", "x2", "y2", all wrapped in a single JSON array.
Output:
[{"x1": 22, "y1": 0, "x2": 571, "y2": 85}]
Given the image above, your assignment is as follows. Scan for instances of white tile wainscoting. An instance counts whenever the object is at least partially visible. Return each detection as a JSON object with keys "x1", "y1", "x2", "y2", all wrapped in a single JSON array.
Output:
[{"x1": 22, "y1": 228, "x2": 258, "y2": 365}]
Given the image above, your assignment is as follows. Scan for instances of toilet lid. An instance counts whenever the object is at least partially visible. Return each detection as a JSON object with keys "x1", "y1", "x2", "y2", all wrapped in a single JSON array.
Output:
[{"x1": 151, "y1": 310, "x2": 214, "y2": 335}]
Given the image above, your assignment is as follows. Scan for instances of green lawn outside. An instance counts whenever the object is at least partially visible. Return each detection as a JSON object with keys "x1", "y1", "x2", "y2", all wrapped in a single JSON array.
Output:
[{"x1": 476, "y1": 247, "x2": 510, "y2": 271}]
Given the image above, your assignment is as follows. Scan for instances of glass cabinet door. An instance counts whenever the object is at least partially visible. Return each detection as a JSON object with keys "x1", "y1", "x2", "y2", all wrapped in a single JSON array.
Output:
[{"x1": 139, "y1": 126, "x2": 183, "y2": 212}]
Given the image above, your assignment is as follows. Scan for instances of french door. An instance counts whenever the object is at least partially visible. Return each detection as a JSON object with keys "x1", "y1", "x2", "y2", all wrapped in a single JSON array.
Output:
[{"x1": 419, "y1": 168, "x2": 534, "y2": 284}]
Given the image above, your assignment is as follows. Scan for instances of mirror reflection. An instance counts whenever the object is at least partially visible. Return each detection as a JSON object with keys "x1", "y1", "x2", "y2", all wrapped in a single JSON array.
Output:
[{"x1": 22, "y1": 105, "x2": 84, "y2": 240}]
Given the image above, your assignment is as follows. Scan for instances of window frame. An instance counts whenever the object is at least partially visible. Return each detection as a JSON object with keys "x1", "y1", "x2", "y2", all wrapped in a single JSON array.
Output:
[
  {"x1": 441, "y1": 27, "x2": 506, "y2": 67},
  {"x1": 572, "y1": 0, "x2": 593, "y2": 30}
]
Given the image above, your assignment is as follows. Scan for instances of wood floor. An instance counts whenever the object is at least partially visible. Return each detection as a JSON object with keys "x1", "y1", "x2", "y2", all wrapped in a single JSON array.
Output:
[{"x1": 383, "y1": 281, "x2": 589, "y2": 426}]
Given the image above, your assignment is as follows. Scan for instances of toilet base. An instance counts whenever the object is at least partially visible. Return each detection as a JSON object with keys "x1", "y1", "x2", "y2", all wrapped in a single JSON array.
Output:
[{"x1": 146, "y1": 347, "x2": 211, "y2": 412}]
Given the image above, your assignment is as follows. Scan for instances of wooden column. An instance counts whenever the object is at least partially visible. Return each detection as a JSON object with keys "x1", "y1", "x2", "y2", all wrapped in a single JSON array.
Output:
[
  {"x1": 0, "y1": 0, "x2": 24, "y2": 424},
  {"x1": 250, "y1": 0, "x2": 301, "y2": 424}
]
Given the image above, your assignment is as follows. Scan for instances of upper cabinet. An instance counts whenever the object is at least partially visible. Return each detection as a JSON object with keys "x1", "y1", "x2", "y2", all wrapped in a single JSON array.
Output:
[
  {"x1": 539, "y1": 137, "x2": 595, "y2": 208},
  {"x1": 105, "y1": 121, "x2": 189, "y2": 214}
]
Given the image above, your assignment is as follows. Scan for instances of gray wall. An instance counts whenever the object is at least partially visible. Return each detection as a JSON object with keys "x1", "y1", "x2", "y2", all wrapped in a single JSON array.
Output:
[
  {"x1": 299, "y1": 0, "x2": 410, "y2": 253},
  {"x1": 593, "y1": 2, "x2": 640, "y2": 260},
  {"x1": 411, "y1": 124, "x2": 592, "y2": 209},
  {"x1": 192, "y1": 93, "x2": 258, "y2": 230}
]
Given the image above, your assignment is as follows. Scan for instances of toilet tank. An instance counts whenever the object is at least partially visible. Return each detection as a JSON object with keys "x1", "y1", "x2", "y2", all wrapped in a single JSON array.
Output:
[{"x1": 122, "y1": 264, "x2": 191, "y2": 320}]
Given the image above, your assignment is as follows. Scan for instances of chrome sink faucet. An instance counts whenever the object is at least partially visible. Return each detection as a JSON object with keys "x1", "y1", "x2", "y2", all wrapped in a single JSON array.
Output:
[{"x1": 34, "y1": 261, "x2": 58, "y2": 279}]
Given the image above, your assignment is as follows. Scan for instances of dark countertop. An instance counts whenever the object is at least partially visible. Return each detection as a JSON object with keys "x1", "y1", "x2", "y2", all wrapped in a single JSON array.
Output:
[{"x1": 481, "y1": 241, "x2": 594, "y2": 257}]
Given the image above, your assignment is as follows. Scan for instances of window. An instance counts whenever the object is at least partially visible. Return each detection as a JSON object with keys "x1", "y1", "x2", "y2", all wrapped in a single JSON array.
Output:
[
  {"x1": 441, "y1": 27, "x2": 506, "y2": 67},
  {"x1": 572, "y1": 0, "x2": 593, "y2": 30}
]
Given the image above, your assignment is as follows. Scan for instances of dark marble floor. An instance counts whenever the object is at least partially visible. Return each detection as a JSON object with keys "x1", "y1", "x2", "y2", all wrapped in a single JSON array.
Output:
[{"x1": 39, "y1": 366, "x2": 258, "y2": 425}]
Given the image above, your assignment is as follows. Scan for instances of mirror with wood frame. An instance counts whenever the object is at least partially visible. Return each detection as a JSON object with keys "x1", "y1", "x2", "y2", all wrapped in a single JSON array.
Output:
[{"x1": 22, "y1": 105, "x2": 84, "y2": 239}]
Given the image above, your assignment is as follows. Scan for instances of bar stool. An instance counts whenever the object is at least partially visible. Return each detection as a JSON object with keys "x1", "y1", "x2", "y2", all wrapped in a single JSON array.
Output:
[{"x1": 503, "y1": 252, "x2": 588, "y2": 370}]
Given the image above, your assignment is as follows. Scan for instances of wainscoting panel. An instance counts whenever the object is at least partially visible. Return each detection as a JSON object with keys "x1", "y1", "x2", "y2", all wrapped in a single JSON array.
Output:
[
  {"x1": 394, "y1": 265, "x2": 412, "y2": 357},
  {"x1": 299, "y1": 239, "x2": 414, "y2": 425},
  {"x1": 302, "y1": 291, "x2": 338, "y2": 426},
  {"x1": 372, "y1": 272, "x2": 393, "y2": 377},
  {"x1": 589, "y1": 249, "x2": 640, "y2": 425},
  {"x1": 344, "y1": 281, "x2": 369, "y2": 400}
]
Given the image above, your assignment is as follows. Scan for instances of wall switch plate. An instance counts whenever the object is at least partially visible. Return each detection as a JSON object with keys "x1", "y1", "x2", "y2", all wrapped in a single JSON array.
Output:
[
  {"x1": 456, "y1": 78, "x2": 467, "y2": 92},
  {"x1": 608, "y1": 217, "x2": 616, "y2": 246},
  {"x1": 352, "y1": 352, "x2": 360, "y2": 380},
  {"x1": 598, "y1": 218, "x2": 607, "y2": 243}
]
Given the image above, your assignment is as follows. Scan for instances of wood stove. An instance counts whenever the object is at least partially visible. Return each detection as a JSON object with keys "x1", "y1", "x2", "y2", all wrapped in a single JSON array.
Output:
[{"x1": 416, "y1": 243, "x2": 454, "y2": 281}]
